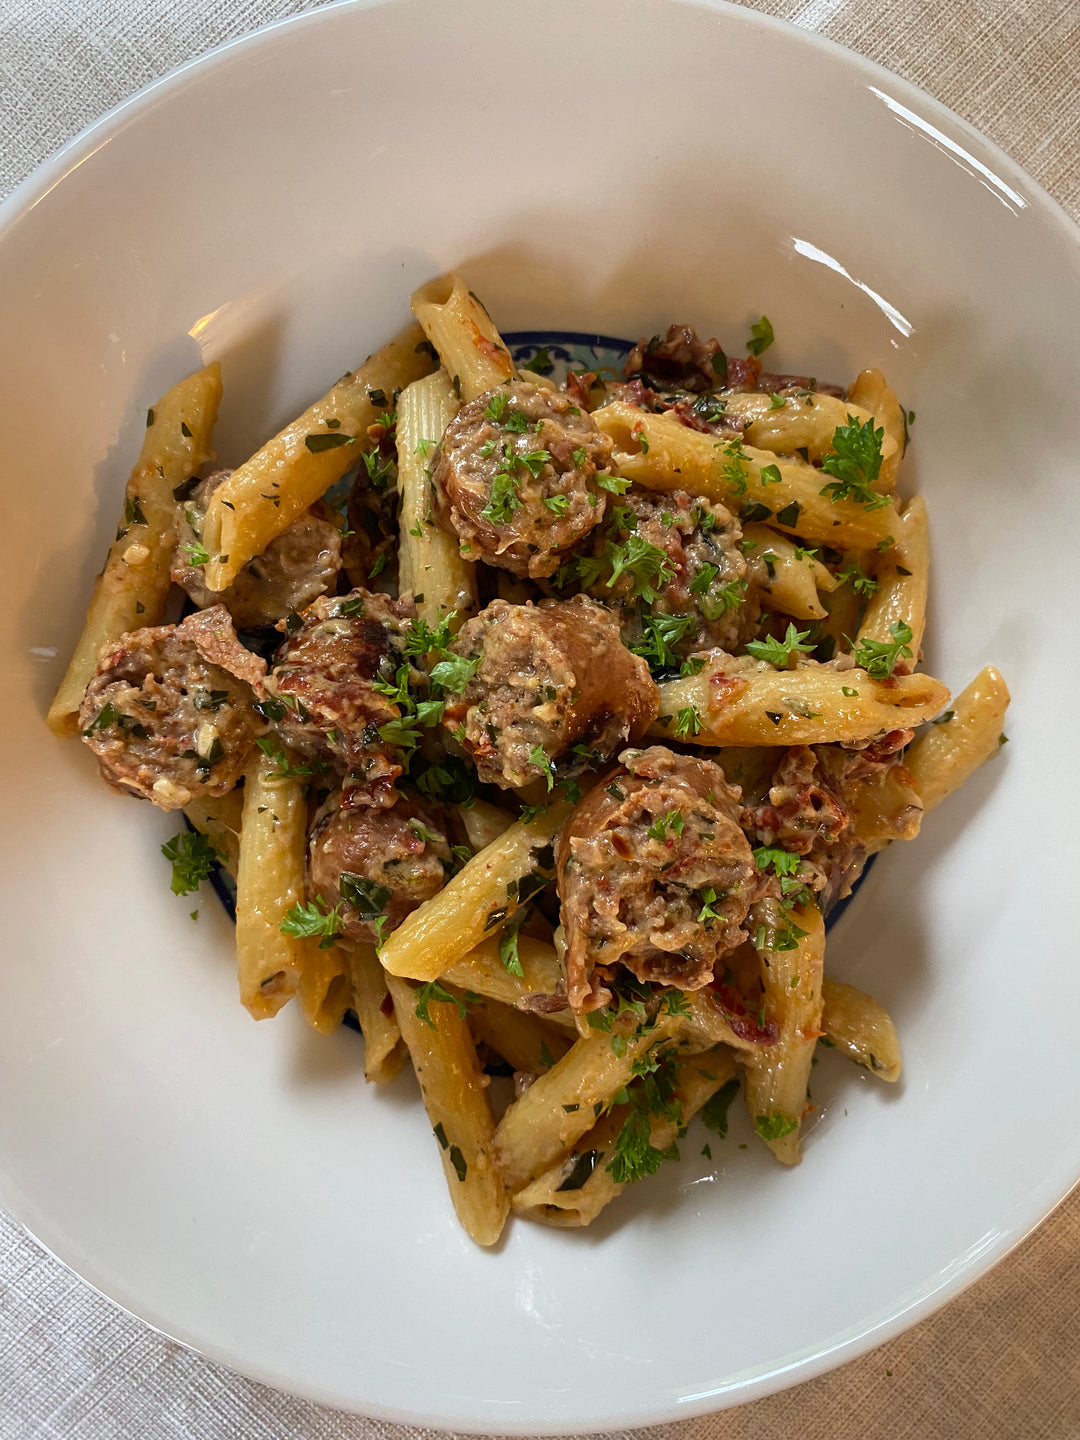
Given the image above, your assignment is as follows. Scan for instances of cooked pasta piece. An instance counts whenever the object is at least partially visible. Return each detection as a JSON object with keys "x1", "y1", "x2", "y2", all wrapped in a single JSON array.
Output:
[
  {"x1": 722, "y1": 391, "x2": 899, "y2": 483},
  {"x1": 385, "y1": 974, "x2": 508, "y2": 1246},
  {"x1": 512, "y1": 1048, "x2": 737, "y2": 1227},
  {"x1": 493, "y1": 1015, "x2": 680, "y2": 1192},
  {"x1": 455, "y1": 798, "x2": 518, "y2": 852},
  {"x1": 742, "y1": 521, "x2": 837, "y2": 621},
  {"x1": 469, "y1": 996, "x2": 573, "y2": 1074},
  {"x1": 297, "y1": 943, "x2": 352, "y2": 1035},
  {"x1": 742, "y1": 900, "x2": 825, "y2": 1165},
  {"x1": 848, "y1": 367, "x2": 907, "y2": 491},
  {"x1": 821, "y1": 977, "x2": 901, "y2": 1081},
  {"x1": 441, "y1": 935, "x2": 574, "y2": 1028},
  {"x1": 48, "y1": 363, "x2": 222, "y2": 736},
  {"x1": 344, "y1": 941, "x2": 406, "y2": 1084},
  {"x1": 379, "y1": 803, "x2": 571, "y2": 982},
  {"x1": 654, "y1": 654, "x2": 949, "y2": 747},
  {"x1": 201, "y1": 325, "x2": 434, "y2": 591},
  {"x1": 410, "y1": 274, "x2": 515, "y2": 401},
  {"x1": 857, "y1": 496, "x2": 929, "y2": 673},
  {"x1": 182, "y1": 788, "x2": 243, "y2": 878},
  {"x1": 396, "y1": 370, "x2": 476, "y2": 624},
  {"x1": 592, "y1": 402, "x2": 901, "y2": 549},
  {"x1": 904, "y1": 666, "x2": 1010, "y2": 812},
  {"x1": 234, "y1": 746, "x2": 308, "y2": 1019}
]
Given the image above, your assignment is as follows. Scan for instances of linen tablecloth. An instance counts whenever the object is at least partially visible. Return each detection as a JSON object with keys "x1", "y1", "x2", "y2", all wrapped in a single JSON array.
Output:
[{"x1": 3, "y1": 1, "x2": 1079, "y2": 1435}]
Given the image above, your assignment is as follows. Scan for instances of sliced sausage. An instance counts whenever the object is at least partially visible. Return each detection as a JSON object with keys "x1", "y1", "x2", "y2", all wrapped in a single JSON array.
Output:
[
  {"x1": 267, "y1": 587, "x2": 418, "y2": 804},
  {"x1": 172, "y1": 471, "x2": 342, "y2": 627},
  {"x1": 79, "y1": 604, "x2": 266, "y2": 809},
  {"x1": 307, "y1": 790, "x2": 453, "y2": 943},
  {"x1": 432, "y1": 380, "x2": 613, "y2": 578},
  {"x1": 556, "y1": 745, "x2": 757, "y2": 1011},
  {"x1": 583, "y1": 485, "x2": 758, "y2": 662},
  {"x1": 441, "y1": 595, "x2": 659, "y2": 790}
]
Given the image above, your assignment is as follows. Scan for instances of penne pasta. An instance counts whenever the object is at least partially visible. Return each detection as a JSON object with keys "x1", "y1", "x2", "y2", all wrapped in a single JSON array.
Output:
[
  {"x1": 722, "y1": 391, "x2": 899, "y2": 483},
  {"x1": 48, "y1": 363, "x2": 222, "y2": 736},
  {"x1": 234, "y1": 746, "x2": 308, "y2": 1019},
  {"x1": 857, "y1": 495, "x2": 929, "y2": 673},
  {"x1": 904, "y1": 665, "x2": 1010, "y2": 813},
  {"x1": 821, "y1": 978, "x2": 901, "y2": 1081},
  {"x1": 654, "y1": 654, "x2": 950, "y2": 747},
  {"x1": 593, "y1": 402, "x2": 901, "y2": 549},
  {"x1": 469, "y1": 996, "x2": 573, "y2": 1074},
  {"x1": 848, "y1": 367, "x2": 907, "y2": 491},
  {"x1": 201, "y1": 324, "x2": 434, "y2": 591},
  {"x1": 743, "y1": 900, "x2": 825, "y2": 1165},
  {"x1": 182, "y1": 788, "x2": 243, "y2": 879},
  {"x1": 396, "y1": 370, "x2": 476, "y2": 624},
  {"x1": 379, "y1": 803, "x2": 571, "y2": 982},
  {"x1": 410, "y1": 274, "x2": 515, "y2": 401},
  {"x1": 493, "y1": 1015, "x2": 680, "y2": 1192},
  {"x1": 297, "y1": 942, "x2": 352, "y2": 1035},
  {"x1": 343, "y1": 941, "x2": 406, "y2": 1084},
  {"x1": 385, "y1": 974, "x2": 508, "y2": 1246},
  {"x1": 512, "y1": 1048, "x2": 737, "y2": 1227},
  {"x1": 742, "y1": 521, "x2": 837, "y2": 621},
  {"x1": 455, "y1": 798, "x2": 518, "y2": 852},
  {"x1": 441, "y1": 935, "x2": 575, "y2": 1029}
]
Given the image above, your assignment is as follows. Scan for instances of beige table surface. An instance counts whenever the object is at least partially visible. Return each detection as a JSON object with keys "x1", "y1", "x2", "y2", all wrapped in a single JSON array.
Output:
[{"x1": 2, "y1": 0, "x2": 1080, "y2": 1436}]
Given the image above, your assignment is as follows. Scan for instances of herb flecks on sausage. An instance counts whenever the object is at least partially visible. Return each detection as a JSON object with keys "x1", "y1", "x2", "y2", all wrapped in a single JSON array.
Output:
[
  {"x1": 556, "y1": 745, "x2": 757, "y2": 1012},
  {"x1": 79, "y1": 604, "x2": 266, "y2": 809},
  {"x1": 432, "y1": 381, "x2": 614, "y2": 578},
  {"x1": 308, "y1": 789, "x2": 453, "y2": 944},
  {"x1": 441, "y1": 596, "x2": 659, "y2": 791}
]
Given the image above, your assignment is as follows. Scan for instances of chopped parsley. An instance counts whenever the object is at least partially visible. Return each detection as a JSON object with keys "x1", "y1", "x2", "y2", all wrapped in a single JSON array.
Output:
[
  {"x1": 837, "y1": 561, "x2": 878, "y2": 597},
  {"x1": 673, "y1": 704, "x2": 703, "y2": 739},
  {"x1": 700, "y1": 1078, "x2": 740, "y2": 1137},
  {"x1": 819, "y1": 415, "x2": 889, "y2": 510},
  {"x1": 413, "y1": 980, "x2": 481, "y2": 1029},
  {"x1": 744, "y1": 622, "x2": 815, "y2": 668},
  {"x1": 851, "y1": 619, "x2": 913, "y2": 678},
  {"x1": 754, "y1": 1113, "x2": 799, "y2": 1141},
  {"x1": 647, "y1": 808, "x2": 684, "y2": 841},
  {"x1": 161, "y1": 830, "x2": 223, "y2": 895},
  {"x1": 497, "y1": 910, "x2": 527, "y2": 978},
  {"x1": 746, "y1": 315, "x2": 775, "y2": 356},
  {"x1": 280, "y1": 897, "x2": 345, "y2": 945},
  {"x1": 304, "y1": 431, "x2": 356, "y2": 453},
  {"x1": 518, "y1": 346, "x2": 553, "y2": 375},
  {"x1": 182, "y1": 541, "x2": 212, "y2": 566}
]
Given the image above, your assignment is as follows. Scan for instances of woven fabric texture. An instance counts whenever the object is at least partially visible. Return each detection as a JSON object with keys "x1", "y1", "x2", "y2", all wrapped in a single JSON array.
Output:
[{"x1": 3, "y1": 1, "x2": 1079, "y2": 1436}]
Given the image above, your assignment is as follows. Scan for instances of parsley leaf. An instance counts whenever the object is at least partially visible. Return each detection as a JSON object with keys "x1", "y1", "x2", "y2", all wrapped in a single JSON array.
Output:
[
  {"x1": 673, "y1": 704, "x2": 702, "y2": 739},
  {"x1": 481, "y1": 464, "x2": 522, "y2": 525},
  {"x1": 498, "y1": 910, "x2": 527, "y2": 978},
  {"x1": 518, "y1": 347, "x2": 553, "y2": 375},
  {"x1": 754, "y1": 1113, "x2": 799, "y2": 1141},
  {"x1": 837, "y1": 561, "x2": 878, "y2": 597},
  {"x1": 604, "y1": 535, "x2": 675, "y2": 602},
  {"x1": 746, "y1": 315, "x2": 775, "y2": 357},
  {"x1": 161, "y1": 830, "x2": 223, "y2": 896},
  {"x1": 305, "y1": 431, "x2": 356, "y2": 453},
  {"x1": 701, "y1": 1078, "x2": 740, "y2": 1137},
  {"x1": 647, "y1": 808, "x2": 684, "y2": 841},
  {"x1": 851, "y1": 619, "x2": 914, "y2": 678},
  {"x1": 744, "y1": 622, "x2": 815, "y2": 668},
  {"x1": 280, "y1": 897, "x2": 345, "y2": 944},
  {"x1": 819, "y1": 415, "x2": 889, "y2": 510},
  {"x1": 414, "y1": 980, "x2": 480, "y2": 1029},
  {"x1": 429, "y1": 652, "x2": 481, "y2": 694}
]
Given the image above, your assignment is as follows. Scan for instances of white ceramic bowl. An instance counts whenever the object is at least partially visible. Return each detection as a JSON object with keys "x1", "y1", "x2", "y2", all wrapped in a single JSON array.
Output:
[{"x1": 2, "y1": 0, "x2": 1078, "y2": 1430}]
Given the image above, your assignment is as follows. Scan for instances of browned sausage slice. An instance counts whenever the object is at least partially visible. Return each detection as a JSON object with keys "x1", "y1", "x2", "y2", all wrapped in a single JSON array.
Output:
[
  {"x1": 172, "y1": 471, "x2": 342, "y2": 627},
  {"x1": 79, "y1": 604, "x2": 266, "y2": 809},
  {"x1": 308, "y1": 790, "x2": 453, "y2": 943},
  {"x1": 556, "y1": 745, "x2": 757, "y2": 1011},
  {"x1": 432, "y1": 380, "x2": 613, "y2": 578},
  {"x1": 441, "y1": 596, "x2": 659, "y2": 790}
]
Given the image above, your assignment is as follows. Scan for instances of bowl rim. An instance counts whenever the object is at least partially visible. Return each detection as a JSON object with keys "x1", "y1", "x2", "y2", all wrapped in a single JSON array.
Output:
[{"x1": 3, "y1": 0, "x2": 1079, "y2": 1428}]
